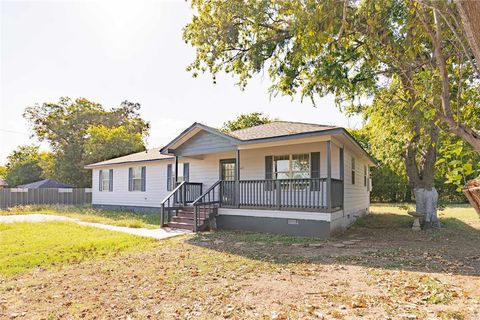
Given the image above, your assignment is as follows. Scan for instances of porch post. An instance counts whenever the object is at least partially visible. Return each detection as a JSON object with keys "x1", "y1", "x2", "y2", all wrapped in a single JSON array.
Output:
[
  {"x1": 326, "y1": 140, "x2": 332, "y2": 212},
  {"x1": 174, "y1": 155, "x2": 179, "y2": 185},
  {"x1": 235, "y1": 149, "x2": 240, "y2": 208}
]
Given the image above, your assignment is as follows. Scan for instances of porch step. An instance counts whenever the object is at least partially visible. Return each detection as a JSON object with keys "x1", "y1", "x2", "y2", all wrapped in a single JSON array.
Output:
[
  {"x1": 171, "y1": 216, "x2": 206, "y2": 224},
  {"x1": 166, "y1": 206, "x2": 215, "y2": 231},
  {"x1": 166, "y1": 221, "x2": 195, "y2": 231}
]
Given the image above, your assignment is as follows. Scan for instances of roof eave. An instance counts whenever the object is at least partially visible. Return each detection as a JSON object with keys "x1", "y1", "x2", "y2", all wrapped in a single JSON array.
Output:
[
  {"x1": 84, "y1": 157, "x2": 174, "y2": 170},
  {"x1": 236, "y1": 127, "x2": 376, "y2": 165}
]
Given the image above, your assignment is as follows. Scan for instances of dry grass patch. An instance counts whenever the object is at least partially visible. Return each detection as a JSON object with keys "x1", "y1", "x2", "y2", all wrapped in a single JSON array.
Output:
[{"x1": 1, "y1": 205, "x2": 480, "y2": 319}]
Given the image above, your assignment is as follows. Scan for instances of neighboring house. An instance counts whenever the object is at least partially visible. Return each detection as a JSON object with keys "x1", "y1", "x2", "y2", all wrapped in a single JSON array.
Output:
[
  {"x1": 17, "y1": 179, "x2": 73, "y2": 189},
  {"x1": 0, "y1": 179, "x2": 8, "y2": 189},
  {"x1": 85, "y1": 121, "x2": 375, "y2": 237}
]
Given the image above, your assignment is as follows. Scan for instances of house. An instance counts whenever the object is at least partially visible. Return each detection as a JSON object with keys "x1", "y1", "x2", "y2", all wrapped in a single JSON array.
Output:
[
  {"x1": 85, "y1": 121, "x2": 375, "y2": 237},
  {"x1": 17, "y1": 179, "x2": 73, "y2": 189},
  {"x1": 0, "y1": 179, "x2": 8, "y2": 189}
]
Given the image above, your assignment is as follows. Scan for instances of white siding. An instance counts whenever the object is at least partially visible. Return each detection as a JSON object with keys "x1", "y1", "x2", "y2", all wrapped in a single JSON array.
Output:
[
  {"x1": 343, "y1": 148, "x2": 370, "y2": 215},
  {"x1": 91, "y1": 151, "x2": 236, "y2": 208},
  {"x1": 92, "y1": 162, "x2": 169, "y2": 208},
  {"x1": 240, "y1": 142, "x2": 341, "y2": 180},
  {"x1": 91, "y1": 140, "x2": 371, "y2": 217}
]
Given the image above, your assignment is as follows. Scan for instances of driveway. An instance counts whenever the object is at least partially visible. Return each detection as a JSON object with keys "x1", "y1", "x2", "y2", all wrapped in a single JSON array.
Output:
[{"x1": 0, "y1": 214, "x2": 189, "y2": 240}]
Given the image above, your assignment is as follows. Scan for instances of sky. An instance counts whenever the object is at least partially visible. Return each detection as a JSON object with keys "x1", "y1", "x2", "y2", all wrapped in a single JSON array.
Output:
[{"x1": 0, "y1": 0, "x2": 362, "y2": 165}]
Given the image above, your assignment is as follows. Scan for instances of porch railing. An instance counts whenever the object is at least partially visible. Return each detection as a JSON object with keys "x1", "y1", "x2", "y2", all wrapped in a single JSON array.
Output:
[
  {"x1": 192, "y1": 180, "x2": 222, "y2": 231},
  {"x1": 188, "y1": 178, "x2": 343, "y2": 231},
  {"x1": 225, "y1": 178, "x2": 341, "y2": 211},
  {"x1": 160, "y1": 181, "x2": 203, "y2": 225},
  {"x1": 174, "y1": 182, "x2": 203, "y2": 205},
  {"x1": 209, "y1": 178, "x2": 343, "y2": 211}
]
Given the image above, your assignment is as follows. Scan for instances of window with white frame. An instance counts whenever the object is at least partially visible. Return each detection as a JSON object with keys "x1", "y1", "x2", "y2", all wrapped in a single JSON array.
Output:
[
  {"x1": 131, "y1": 167, "x2": 143, "y2": 191},
  {"x1": 100, "y1": 169, "x2": 110, "y2": 192},
  {"x1": 273, "y1": 154, "x2": 310, "y2": 179}
]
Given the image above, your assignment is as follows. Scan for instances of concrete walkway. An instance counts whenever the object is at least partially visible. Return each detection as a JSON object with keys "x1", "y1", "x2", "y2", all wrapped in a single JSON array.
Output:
[{"x1": 0, "y1": 214, "x2": 190, "y2": 240}]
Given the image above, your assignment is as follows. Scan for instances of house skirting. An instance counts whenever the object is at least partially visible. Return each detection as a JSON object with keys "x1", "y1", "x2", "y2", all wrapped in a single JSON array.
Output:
[
  {"x1": 93, "y1": 204, "x2": 160, "y2": 214},
  {"x1": 216, "y1": 208, "x2": 335, "y2": 238},
  {"x1": 216, "y1": 208, "x2": 368, "y2": 237}
]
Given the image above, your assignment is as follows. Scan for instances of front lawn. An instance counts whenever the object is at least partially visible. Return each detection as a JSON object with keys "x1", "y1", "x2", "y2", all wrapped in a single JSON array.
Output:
[
  {"x1": 0, "y1": 204, "x2": 160, "y2": 229},
  {"x1": 1, "y1": 205, "x2": 480, "y2": 319},
  {"x1": 0, "y1": 221, "x2": 156, "y2": 276}
]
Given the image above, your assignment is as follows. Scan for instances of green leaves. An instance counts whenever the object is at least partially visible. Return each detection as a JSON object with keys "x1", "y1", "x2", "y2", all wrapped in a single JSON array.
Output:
[
  {"x1": 221, "y1": 112, "x2": 274, "y2": 132},
  {"x1": 3, "y1": 145, "x2": 49, "y2": 187},
  {"x1": 23, "y1": 98, "x2": 149, "y2": 187}
]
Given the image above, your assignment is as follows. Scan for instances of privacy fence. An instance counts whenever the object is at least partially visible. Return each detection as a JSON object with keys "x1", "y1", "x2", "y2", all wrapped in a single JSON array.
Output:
[{"x1": 0, "y1": 188, "x2": 92, "y2": 210}]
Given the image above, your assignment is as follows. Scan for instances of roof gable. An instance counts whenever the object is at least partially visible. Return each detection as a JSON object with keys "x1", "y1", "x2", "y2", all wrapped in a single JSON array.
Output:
[
  {"x1": 174, "y1": 130, "x2": 237, "y2": 156},
  {"x1": 160, "y1": 122, "x2": 240, "y2": 155}
]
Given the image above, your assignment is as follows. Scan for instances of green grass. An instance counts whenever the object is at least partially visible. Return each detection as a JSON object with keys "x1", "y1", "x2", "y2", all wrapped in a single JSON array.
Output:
[
  {"x1": 0, "y1": 221, "x2": 157, "y2": 276},
  {"x1": 0, "y1": 204, "x2": 160, "y2": 229},
  {"x1": 356, "y1": 203, "x2": 479, "y2": 232}
]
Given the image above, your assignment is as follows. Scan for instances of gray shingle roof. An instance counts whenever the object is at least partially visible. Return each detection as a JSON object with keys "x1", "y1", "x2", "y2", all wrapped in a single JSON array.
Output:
[
  {"x1": 86, "y1": 121, "x2": 369, "y2": 169},
  {"x1": 229, "y1": 121, "x2": 339, "y2": 141},
  {"x1": 17, "y1": 179, "x2": 73, "y2": 189},
  {"x1": 0, "y1": 179, "x2": 8, "y2": 187},
  {"x1": 84, "y1": 148, "x2": 173, "y2": 168}
]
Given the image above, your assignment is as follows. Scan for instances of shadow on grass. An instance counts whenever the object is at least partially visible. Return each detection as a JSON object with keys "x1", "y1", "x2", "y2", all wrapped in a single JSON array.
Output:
[{"x1": 185, "y1": 211, "x2": 480, "y2": 277}]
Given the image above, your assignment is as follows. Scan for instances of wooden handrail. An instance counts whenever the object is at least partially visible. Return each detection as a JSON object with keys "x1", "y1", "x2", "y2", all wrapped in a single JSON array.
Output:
[
  {"x1": 192, "y1": 180, "x2": 221, "y2": 206},
  {"x1": 192, "y1": 180, "x2": 222, "y2": 231},
  {"x1": 160, "y1": 181, "x2": 185, "y2": 205}
]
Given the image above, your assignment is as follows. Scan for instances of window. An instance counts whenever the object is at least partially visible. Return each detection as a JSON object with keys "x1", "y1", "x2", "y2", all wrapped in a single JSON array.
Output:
[
  {"x1": 99, "y1": 169, "x2": 112, "y2": 192},
  {"x1": 131, "y1": 167, "x2": 142, "y2": 191},
  {"x1": 167, "y1": 163, "x2": 189, "y2": 191},
  {"x1": 176, "y1": 164, "x2": 186, "y2": 183},
  {"x1": 100, "y1": 170, "x2": 109, "y2": 191},
  {"x1": 364, "y1": 165, "x2": 367, "y2": 187},
  {"x1": 273, "y1": 154, "x2": 310, "y2": 179},
  {"x1": 129, "y1": 166, "x2": 146, "y2": 192},
  {"x1": 351, "y1": 157, "x2": 356, "y2": 185}
]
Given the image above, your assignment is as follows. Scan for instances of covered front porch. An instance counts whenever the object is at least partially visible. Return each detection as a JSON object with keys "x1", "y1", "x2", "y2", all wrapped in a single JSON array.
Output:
[{"x1": 160, "y1": 133, "x2": 345, "y2": 231}]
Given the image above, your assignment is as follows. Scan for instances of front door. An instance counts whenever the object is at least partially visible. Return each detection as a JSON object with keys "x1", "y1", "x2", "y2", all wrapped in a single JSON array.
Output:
[{"x1": 220, "y1": 159, "x2": 236, "y2": 205}]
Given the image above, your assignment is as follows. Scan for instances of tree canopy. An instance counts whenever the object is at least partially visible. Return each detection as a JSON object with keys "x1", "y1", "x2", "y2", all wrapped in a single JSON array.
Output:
[
  {"x1": 221, "y1": 112, "x2": 273, "y2": 132},
  {"x1": 23, "y1": 98, "x2": 149, "y2": 187},
  {"x1": 184, "y1": 0, "x2": 480, "y2": 196},
  {"x1": 3, "y1": 145, "x2": 53, "y2": 187}
]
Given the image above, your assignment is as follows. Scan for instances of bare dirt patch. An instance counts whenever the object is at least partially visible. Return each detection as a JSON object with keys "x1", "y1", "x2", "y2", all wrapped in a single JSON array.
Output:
[{"x1": 1, "y1": 206, "x2": 480, "y2": 319}]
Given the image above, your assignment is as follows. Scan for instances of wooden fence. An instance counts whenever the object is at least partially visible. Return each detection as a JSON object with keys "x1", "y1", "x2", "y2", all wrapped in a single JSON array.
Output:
[{"x1": 0, "y1": 188, "x2": 92, "y2": 210}]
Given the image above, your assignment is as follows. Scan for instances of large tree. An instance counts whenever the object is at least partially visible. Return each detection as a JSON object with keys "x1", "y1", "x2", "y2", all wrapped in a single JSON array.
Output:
[
  {"x1": 184, "y1": 0, "x2": 480, "y2": 221},
  {"x1": 24, "y1": 98, "x2": 149, "y2": 187},
  {"x1": 3, "y1": 145, "x2": 53, "y2": 187},
  {"x1": 184, "y1": 0, "x2": 480, "y2": 152},
  {"x1": 221, "y1": 112, "x2": 273, "y2": 132}
]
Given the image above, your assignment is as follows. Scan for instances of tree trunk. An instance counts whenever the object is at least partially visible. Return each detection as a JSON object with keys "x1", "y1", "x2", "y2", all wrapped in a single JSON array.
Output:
[
  {"x1": 403, "y1": 128, "x2": 441, "y2": 228},
  {"x1": 414, "y1": 187, "x2": 440, "y2": 228},
  {"x1": 455, "y1": 0, "x2": 480, "y2": 74}
]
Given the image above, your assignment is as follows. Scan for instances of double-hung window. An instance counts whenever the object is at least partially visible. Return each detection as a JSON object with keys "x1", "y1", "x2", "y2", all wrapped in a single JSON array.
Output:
[
  {"x1": 273, "y1": 154, "x2": 310, "y2": 179},
  {"x1": 129, "y1": 166, "x2": 146, "y2": 192},
  {"x1": 99, "y1": 169, "x2": 112, "y2": 192}
]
